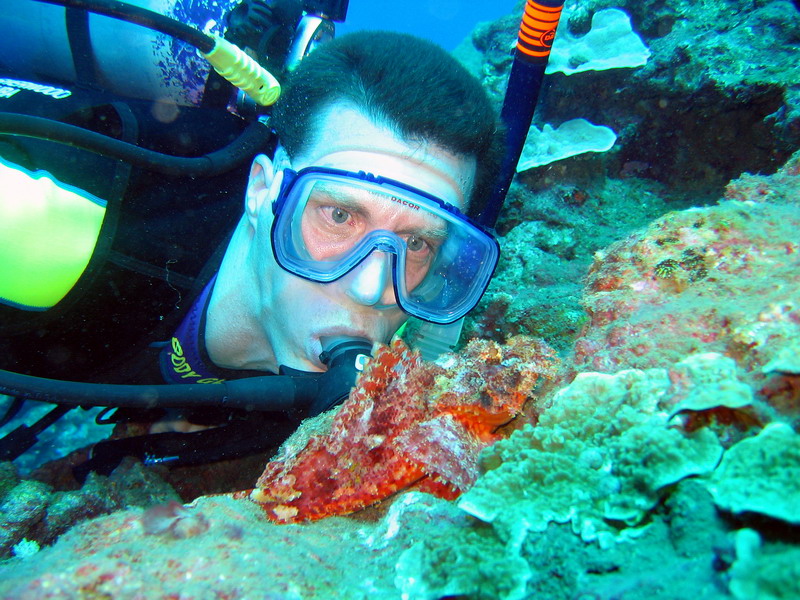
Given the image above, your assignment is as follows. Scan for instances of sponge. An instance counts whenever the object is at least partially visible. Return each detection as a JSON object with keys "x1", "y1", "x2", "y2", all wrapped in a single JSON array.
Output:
[{"x1": 546, "y1": 8, "x2": 650, "y2": 76}]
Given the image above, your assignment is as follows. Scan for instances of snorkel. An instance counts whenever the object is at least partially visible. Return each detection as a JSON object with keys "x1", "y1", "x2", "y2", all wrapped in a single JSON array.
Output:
[
  {"x1": 411, "y1": 0, "x2": 565, "y2": 358},
  {"x1": 480, "y1": 0, "x2": 565, "y2": 229}
]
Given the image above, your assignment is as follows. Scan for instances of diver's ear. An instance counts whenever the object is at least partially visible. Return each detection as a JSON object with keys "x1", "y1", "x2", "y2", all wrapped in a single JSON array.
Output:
[{"x1": 245, "y1": 154, "x2": 279, "y2": 228}]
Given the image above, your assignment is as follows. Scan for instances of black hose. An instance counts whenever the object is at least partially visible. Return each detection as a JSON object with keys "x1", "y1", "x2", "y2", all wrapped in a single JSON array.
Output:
[
  {"x1": 31, "y1": 0, "x2": 215, "y2": 52},
  {"x1": 0, "y1": 368, "x2": 318, "y2": 413},
  {"x1": 0, "y1": 113, "x2": 271, "y2": 177},
  {"x1": 0, "y1": 337, "x2": 371, "y2": 415}
]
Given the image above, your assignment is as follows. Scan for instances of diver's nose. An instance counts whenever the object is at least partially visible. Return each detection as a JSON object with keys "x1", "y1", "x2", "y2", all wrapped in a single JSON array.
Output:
[{"x1": 344, "y1": 251, "x2": 397, "y2": 307}]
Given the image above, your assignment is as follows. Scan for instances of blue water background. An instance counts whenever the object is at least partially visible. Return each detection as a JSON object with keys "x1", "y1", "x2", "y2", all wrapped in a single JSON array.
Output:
[{"x1": 336, "y1": 0, "x2": 519, "y2": 50}]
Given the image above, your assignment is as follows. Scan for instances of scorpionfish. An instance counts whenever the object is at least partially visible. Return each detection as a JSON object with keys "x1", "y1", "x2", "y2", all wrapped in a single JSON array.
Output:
[{"x1": 238, "y1": 336, "x2": 556, "y2": 523}]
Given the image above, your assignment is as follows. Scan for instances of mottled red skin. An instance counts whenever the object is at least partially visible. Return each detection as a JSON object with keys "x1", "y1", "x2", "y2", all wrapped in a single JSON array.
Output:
[{"x1": 238, "y1": 337, "x2": 556, "y2": 523}]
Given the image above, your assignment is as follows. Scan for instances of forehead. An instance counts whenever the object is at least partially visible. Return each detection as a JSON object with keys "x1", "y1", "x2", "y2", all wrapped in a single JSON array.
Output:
[{"x1": 291, "y1": 103, "x2": 476, "y2": 210}]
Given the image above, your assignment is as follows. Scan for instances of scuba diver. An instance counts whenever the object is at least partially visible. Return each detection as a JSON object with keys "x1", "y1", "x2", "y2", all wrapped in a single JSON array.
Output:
[
  {"x1": 0, "y1": 0, "x2": 510, "y2": 478},
  {"x1": 0, "y1": 0, "x2": 564, "y2": 481}
]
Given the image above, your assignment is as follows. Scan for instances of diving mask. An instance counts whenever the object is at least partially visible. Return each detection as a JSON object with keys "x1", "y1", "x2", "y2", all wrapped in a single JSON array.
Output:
[{"x1": 270, "y1": 167, "x2": 499, "y2": 324}]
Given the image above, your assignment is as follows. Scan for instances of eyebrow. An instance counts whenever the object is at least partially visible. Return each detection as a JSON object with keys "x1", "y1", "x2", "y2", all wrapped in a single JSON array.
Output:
[
  {"x1": 403, "y1": 223, "x2": 449, "y2": 242},
  {"x1": 310, "y1": 185, "x2": 450, "y2": 240},
  {"x1": 310, "y1": 185, "x2": 376, "y2": 211}
]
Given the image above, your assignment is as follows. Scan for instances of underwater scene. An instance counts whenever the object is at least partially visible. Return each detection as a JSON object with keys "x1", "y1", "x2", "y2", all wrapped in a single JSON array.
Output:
[{"x1": 1, "y1": 0, "x2": 800, "y2": 597}]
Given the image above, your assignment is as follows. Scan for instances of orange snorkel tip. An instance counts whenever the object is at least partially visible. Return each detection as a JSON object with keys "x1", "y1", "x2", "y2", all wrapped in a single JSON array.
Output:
[{"x1": 517, "y1": 0, "x2": 563, "y2": 61}]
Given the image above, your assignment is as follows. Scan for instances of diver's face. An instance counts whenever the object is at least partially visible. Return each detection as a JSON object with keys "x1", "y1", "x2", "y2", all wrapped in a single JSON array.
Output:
[{"x1": 248, "y1": 103, "x2": 476, "y2": 372}]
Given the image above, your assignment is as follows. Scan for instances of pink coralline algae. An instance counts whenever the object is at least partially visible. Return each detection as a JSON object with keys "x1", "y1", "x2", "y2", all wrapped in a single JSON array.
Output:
[
  {"x1": 572, "y1": 151, "x2": 800, "y2": 423},
  {"x1": 573, "y1": 153, "x2": 800, "y2": 373},
  {"x1": 236, "y1": 336, "x2": 558, "y2": 523}
]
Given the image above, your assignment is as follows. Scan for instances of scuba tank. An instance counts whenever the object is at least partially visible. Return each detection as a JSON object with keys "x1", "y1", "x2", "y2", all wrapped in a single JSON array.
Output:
[
  {"x1": 1, "y1": 0, "x2": 239, "y2": 107},
  {"x1": 0, "y1": 0, "x2": 345, "y2": 114}
]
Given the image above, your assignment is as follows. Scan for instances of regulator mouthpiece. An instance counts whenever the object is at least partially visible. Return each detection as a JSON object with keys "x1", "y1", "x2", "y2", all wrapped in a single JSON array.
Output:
[{"x1": 319, "y1": 336, "x2": 373, "y2": 370}]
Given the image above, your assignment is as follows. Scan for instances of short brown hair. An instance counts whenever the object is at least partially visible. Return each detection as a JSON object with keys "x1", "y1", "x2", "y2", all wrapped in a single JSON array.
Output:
[{"x1": 270, "y1": 30, "x2": 502, "y2": 216}]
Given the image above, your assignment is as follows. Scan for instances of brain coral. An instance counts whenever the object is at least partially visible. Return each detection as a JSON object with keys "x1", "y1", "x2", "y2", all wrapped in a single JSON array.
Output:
[{"x1": 457, "y1": 359, "x2": 726, "y2": 548}]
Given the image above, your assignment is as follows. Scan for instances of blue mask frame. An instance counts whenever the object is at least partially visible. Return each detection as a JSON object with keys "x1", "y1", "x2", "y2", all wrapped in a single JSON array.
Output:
[{"x1": 270, "y1": 167, "x2": 499, "y2": 324}]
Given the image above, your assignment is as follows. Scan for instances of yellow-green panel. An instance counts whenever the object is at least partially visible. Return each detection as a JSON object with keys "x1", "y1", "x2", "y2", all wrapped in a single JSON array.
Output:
[{"x1": 0, "y1": 158, "x2": 107, "y2": 310}]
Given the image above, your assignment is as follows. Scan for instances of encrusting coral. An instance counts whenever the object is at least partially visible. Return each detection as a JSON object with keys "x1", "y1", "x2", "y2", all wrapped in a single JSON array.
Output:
[
  {"x1": 458, "y1": 357, "x2": 729, "y2": 549},
  {"x1": 572, "y1": 151, "x2": 800, "y2": 425},
  {"x1": 704, "y1": 422, "x2": 800, "y2": 525},
  {"x1": 727, "y1": 528, "x2": 800, "y2": 600}
]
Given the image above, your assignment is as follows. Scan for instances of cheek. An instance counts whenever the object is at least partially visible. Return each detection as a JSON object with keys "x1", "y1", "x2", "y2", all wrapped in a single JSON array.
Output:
[
  {"x1": 300, "y1": 218, "x2": 327, "y2": 260},
  {"x1": 254, "y1": 217, "x2": 275, "y2": 266},
  {"x1": 403, "y1": 267, "x2": 426, "y2": 292},
  {"x1": 266, "y1": 264, "x2": 325, "y2": 317},
  {"x1": 261, "y1": 268, "x2": 321, "y2": 349}
]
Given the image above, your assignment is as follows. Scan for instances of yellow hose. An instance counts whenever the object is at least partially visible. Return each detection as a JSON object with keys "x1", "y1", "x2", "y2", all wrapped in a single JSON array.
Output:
[{"x1": 202, "y1": 36, "x2": 281, "y2": 106}]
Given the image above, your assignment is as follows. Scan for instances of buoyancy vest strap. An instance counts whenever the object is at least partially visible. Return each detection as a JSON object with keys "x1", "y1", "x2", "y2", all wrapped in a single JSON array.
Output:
[{"x1": 106, "y1": 250, "x2": 196, "y2": 290}]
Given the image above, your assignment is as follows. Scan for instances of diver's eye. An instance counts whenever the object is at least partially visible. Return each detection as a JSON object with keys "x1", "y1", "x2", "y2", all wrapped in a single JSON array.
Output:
[
  {"x1": 330, "y1": 206, "x2": 350, "y2": 224},
  {"x1": 406, "y1": 234, "x2": 427, "y2": 252}
]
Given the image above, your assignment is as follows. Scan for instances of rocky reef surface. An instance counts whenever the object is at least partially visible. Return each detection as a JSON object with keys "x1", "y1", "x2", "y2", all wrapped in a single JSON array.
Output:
[
  {"x1": 1, "y1": 1, "x2": 799, "y2": 598},
  {"x1": 463, "y1": 0, "x2": 800, "y2": 355}
]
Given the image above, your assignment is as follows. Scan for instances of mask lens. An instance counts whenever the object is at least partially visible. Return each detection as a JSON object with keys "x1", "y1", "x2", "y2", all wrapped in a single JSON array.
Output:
[{"x1": 271, "y1": 169, "x2": 498, "y2": 324}]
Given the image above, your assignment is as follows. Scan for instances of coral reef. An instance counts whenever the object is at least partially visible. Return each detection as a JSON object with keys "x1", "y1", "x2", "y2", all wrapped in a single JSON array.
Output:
[
  {"x1": 517, "y1": 118, "x2": 618, "y2": 171},
  {"x1": 2, "y1": 148, "x2": 799, "y2": 600},
  {"x1": 572, "y1": 151, "x2": 800, "y2": 420},
  {"x1": 467, "y1": 0, "x2": 800, "y2": 191},
  {"x1": 463, "y1": 1, "x2": 800, "y2": 352},
  {"x1": 728, "y1": 529, "x2": 800, "y2": 600},
  {"x1": 1, "y1": 3, "x2": 799, "y2": 598},
  {"x1": 0, "y1": 457, "x2": 179, "y2": 559},
  {"x1": 704, "y1": 423, "x2": 800, "y2": 524},
  {"x1": 546, "y1": 8, "x2": 650, "y2": 76},
  {"x1": 0, "y1": 493, "x2": 465, "y2": 599},
  {"x1": 394, "y1": 477, "x2": 731, "y2": 600},
  {"x1": 240, "y1": 336, "x2": 558, "y2": 522},
  {"x1": 458, "y1": 361, "x2": 724, "y2": 549}
]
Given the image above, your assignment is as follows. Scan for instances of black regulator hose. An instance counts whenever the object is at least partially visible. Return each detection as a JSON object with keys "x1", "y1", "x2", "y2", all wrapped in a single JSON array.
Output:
[
  {"x1": 9, "y1": 0, "x2": 283, "y2": 174},
  {"x1": 0, "y1": 337, "x2": 371, "y2": 416},
  {"x1": 0, "y1": 113, "x2": 272, "y2": 177},
  {"x1": 0, "y1": 369, "x2": 311, "y2": 412},
  {"x1": 0, "y1": 337, "x2": 371, "y2": 471}
]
